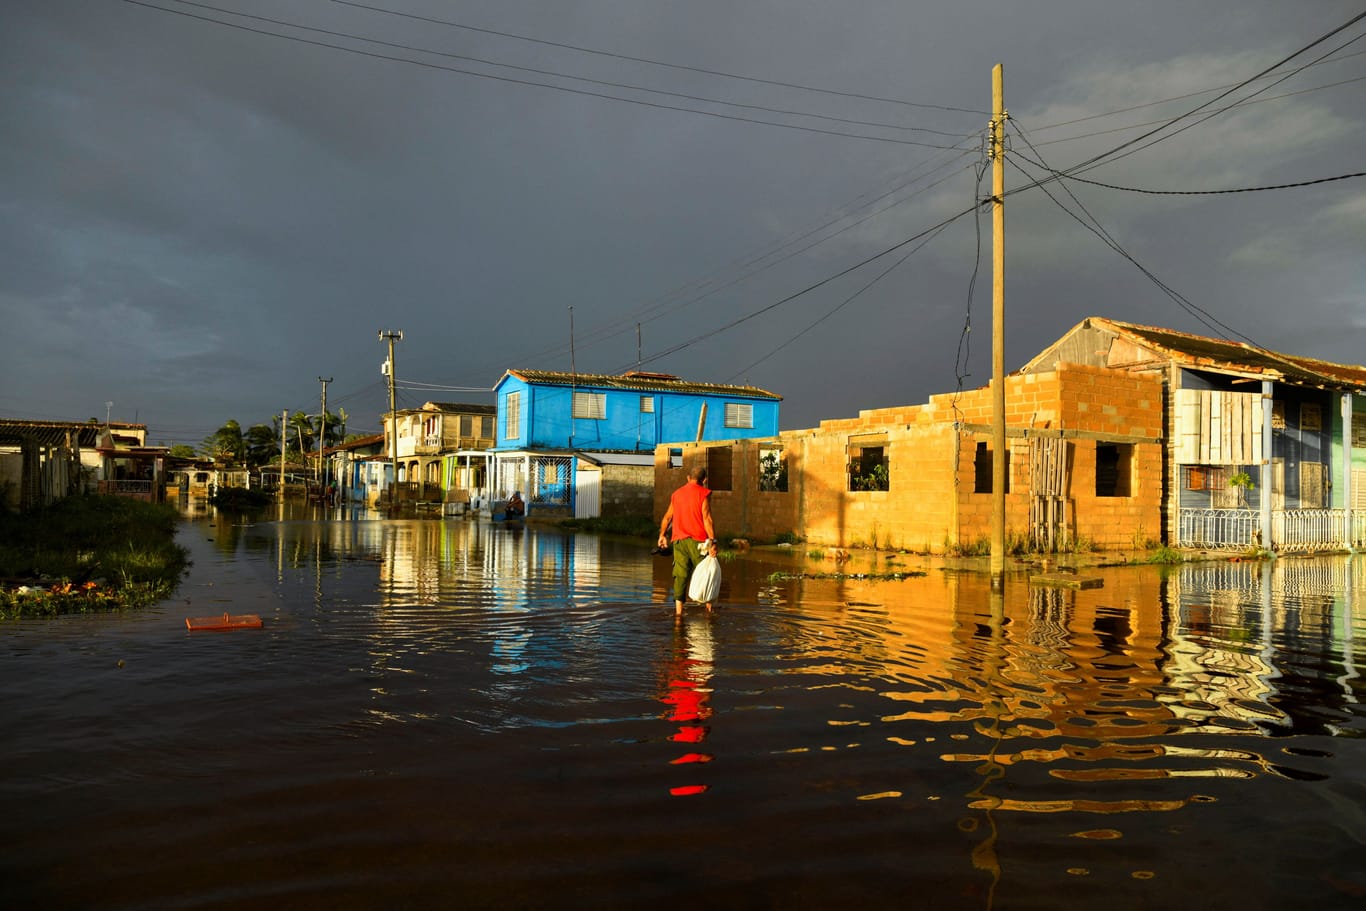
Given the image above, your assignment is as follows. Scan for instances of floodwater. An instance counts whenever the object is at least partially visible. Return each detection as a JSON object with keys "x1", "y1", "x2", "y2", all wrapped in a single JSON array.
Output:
[{"x1": 3, "y1": 506, "x2": 1365, "y2": 910}]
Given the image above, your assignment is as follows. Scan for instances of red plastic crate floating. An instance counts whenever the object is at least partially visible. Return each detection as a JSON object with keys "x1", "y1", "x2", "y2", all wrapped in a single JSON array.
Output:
[{"x1": 185, "y1": 612, "x2": 263, "y2": 631}]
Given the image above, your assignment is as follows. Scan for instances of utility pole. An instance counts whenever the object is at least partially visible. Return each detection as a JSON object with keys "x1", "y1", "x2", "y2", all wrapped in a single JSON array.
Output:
[
  {"x1": 379, "y1": 330, "x2": 402, "y2": 508},
  {"x1": 990, "y1": 63, "x2": 1008, "y2": 586},
  {"x1": 317, "y1": 376, "x2": 332, "y2": 487},
  {"x1": 279, "y1": 409, "x2": 288, "y2": 502}
]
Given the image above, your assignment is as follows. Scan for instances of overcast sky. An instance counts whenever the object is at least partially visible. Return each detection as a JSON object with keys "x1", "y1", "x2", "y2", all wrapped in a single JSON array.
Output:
[{"x1": 3, "y1": 0, "x2": 1363, "y2": 446}]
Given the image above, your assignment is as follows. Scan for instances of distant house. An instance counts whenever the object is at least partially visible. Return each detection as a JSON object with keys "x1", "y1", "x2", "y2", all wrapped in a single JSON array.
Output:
[
  {"x1": 0, "y1": 419, "x2": 134, "y2": 509},
  {"x1": 492, "y1": 369, "x2": 782, "y2": 518},
  {"x1": 660, "y1": 317, "x2": 1366, "y2": 555},
  {"x1": 379, "y1": 402, "x2": 497, "y2": 507},
  {"x1": 324, "y1": 433, "x2": 387, "y2": 506}
]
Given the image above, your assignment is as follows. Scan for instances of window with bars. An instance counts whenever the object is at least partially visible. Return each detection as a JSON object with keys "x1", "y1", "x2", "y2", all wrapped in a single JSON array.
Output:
[
  {"x1": 640, "y1": 396, "x2": 654, "y2": 413},
  {"x1": 573, "y1": 391, "x2": 606, "y2": 420}
]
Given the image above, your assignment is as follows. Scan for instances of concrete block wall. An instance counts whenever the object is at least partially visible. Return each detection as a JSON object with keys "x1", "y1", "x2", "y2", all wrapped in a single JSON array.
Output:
[
  {"x1": 600, "y1": 465, "x2": 655, "y2": 518},
  {"x1": 654, "y1": 363, "x2": 1167, "y2": 553}
]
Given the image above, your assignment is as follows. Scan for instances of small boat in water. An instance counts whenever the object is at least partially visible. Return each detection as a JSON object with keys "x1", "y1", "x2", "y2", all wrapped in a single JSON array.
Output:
[{"x1": 185, "y1": 612, "x2": 263, "y2": 631}]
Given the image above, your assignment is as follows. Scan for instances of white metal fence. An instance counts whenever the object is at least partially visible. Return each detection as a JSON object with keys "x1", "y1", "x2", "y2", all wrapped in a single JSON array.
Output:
[{"x1": 1178, "y1": 507, "x2": 1366, "y2": 552}]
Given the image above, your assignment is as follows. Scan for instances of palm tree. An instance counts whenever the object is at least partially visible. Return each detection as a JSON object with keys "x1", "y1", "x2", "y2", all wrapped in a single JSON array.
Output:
[{"x1": 201, "y1": 420, "x2": 245, "y2": 464}]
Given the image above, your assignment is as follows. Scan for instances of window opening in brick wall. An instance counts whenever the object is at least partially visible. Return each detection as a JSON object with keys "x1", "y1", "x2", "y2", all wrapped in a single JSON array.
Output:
[
  {"x1": 849, "y1": 444, "x2": 889, "y2": 491},
  {"x1": 707, "y1": 446, "x2": 733, "y2": 491},
  {"x1": 1095, "y1": 443, "x2": 1132, "y2": 497},
  {"x1": 669, "y1": 448, "x2": 683, "y2": 469},
  {"x1": 973, "y1": 442, "x2": 1009, "y2": 493},
  {"x1": 759, "y1": 445, "x2": 788, "y2": 492}
]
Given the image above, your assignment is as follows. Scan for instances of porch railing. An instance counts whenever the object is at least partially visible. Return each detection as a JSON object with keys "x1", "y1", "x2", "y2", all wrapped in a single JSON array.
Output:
[{"x1": 1178, "y1": 507, "x2": 1366, "y2": 552}]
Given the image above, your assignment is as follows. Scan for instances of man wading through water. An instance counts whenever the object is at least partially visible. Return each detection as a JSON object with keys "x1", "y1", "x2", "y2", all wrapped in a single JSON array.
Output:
[{"x1": 657, "y1": 466, "x2": 717, "y2": 615}]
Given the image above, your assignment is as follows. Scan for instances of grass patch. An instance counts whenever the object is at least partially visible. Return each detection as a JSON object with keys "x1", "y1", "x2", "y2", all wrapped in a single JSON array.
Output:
[
  {"x1": 0, "y1": 495, "x2": 190, "y2": 619},
  {"x1": 769, "y1": 570, "x2": 927, "y2": 582},
  {"x1": 1144, "y1": 545, "x2": 1185, "y2": 565}
]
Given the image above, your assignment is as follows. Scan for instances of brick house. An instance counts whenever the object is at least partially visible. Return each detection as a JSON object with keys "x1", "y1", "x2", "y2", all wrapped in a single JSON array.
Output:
[
  {"x1": 656, "y1": 317, "x2": 1366, "y2": 554},
  {"x1": 656, "y1": 360, "x2": 1163, "y2": 553}
]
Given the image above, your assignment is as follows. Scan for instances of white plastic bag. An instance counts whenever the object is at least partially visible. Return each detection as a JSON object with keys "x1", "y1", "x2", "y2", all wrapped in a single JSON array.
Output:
[{"x1": 687, "y1": 554, "x2": 722, "y2": 603}]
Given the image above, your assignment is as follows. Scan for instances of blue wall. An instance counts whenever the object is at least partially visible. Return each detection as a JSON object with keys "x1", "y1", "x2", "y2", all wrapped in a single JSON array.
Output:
[{"x1": 495, "y1": 375, "x2": 779, "y2": 451}]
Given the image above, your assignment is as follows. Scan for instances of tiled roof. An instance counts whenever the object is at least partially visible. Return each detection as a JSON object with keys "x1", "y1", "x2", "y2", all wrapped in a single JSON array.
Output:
[
  {"x1": 503, "y1": 369, "x2": 782, "y2": 400},
  {"x1": 422, "y1": 402, "x2": 496, "y2": 414}
]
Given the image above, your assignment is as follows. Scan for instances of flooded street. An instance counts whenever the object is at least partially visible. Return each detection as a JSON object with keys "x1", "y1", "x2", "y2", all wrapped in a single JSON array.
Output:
[{"x1": 4, "y1": 509, "x2": 1366, "y2": 910}]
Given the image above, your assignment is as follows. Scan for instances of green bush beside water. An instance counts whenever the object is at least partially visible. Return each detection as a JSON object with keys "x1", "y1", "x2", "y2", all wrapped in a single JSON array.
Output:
[{"x1": 0, "y1": 495, "x2": 189, "y2": 619}]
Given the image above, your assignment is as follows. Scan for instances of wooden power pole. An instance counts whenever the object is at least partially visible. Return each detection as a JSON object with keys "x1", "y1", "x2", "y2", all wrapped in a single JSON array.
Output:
[
  {"x1": 317, "y1": 376, "x2": 332, "y2": 486},
  {"x1": 379, "y1": 329, "x2": 402, "y2": 507},
  {"x1": 990, "y1": 63, "x2": 1008, "y2": 584}
]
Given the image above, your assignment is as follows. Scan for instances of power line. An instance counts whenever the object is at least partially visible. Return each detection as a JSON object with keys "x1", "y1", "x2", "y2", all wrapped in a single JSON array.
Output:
[
  {"x1": 1034, "y1": 167, "x2": 1366, "y2": 196},
  {"x1": 1007, "y1": 123, "x2": 1259, "y2": 346},
  {"x1": 1030, "y1": 73, "x2": 1366, "y2": 148},
  {"x1": 1060, "y1": 11, "x2": 1366, "y2": 179},
  {"x1": 328, "y1": 0, "x2": 986, "y2": 115},
  {"x1": 120, "y1": 0, "x2": 972, "y2": 149},
  {"x1": 622, "y1": 203, "x2": 981, "y2": 371},
  {"x1": 1030, "y1": 46, "x2": 1366, "y2": 135},
  {"x1": 727, "y1": 220, "x2": 955, "y2": 381},
  {"x1": 166, "y1": 0, "x2": 971, "y2": 139},
  {"x1": 481, "y1": 148, "x2": 980, "y2": 375}
]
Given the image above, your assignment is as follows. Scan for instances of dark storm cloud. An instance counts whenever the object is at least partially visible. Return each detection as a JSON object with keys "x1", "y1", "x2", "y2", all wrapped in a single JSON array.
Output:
[{"x1": 1, "y1": 0, "x2": 1362, "y2": 443}]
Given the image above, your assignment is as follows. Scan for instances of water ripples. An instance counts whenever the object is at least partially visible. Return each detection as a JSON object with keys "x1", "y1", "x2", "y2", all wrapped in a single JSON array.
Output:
[{"x1": 5, "y1": 517, "x2": 1366, "y2": 909}]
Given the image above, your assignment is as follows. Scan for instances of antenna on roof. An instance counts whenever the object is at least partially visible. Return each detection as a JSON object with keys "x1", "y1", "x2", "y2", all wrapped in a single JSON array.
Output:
[{"x1": 637, "y1": 323, "x2": 642, "y2": 371}]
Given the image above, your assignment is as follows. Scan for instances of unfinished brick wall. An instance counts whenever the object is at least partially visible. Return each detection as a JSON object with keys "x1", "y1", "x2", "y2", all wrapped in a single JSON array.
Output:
[{"x1": 654, "y1": 364, "x2": 1165, "y2": 552}]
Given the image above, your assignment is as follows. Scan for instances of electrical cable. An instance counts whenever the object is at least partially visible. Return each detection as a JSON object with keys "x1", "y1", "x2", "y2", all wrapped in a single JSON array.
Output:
[
  {"x1": 1007, "y1": 123, "x2": 1260, "y2": 346},
  {"x1": 1031, "y1": 46, "x2": 1366, "y2": 135},
  {"x1": 121, "y1": 0, "x2": 973, "y2": 149},
  {"x1": 1065, "y1": 27, "x2": 1366, "y2": 179},
  {"x1": 1025, "y1": 165, "x2": 1366, "y2": 196},
  {"x1": 1032, "y1": 73, "x2": 1366, "y2": 147},
  {"x1": 726, "y1": 219, "x2": 956, "y2": 381},
  {"x1": 166, "y1": 0, "x2": 971, "y2": 139},
  {"x1": 1009, "y1": 10, "x2": 1366, "y2": 193},
  {"x1": 621, "y1": 202, "x2": 981, "y2": 371},
  {"x1": 482, "y1": 148, "x2": 980, "y2": 375},
  {"x1": 328, "y1": 0, "x2": 987, "y2": 115}
]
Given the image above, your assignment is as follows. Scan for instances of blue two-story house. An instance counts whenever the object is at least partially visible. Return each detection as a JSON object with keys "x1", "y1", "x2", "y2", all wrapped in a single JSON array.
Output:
[{"x1": 488, "y1": 369, "x2": 781, "y2": 518}]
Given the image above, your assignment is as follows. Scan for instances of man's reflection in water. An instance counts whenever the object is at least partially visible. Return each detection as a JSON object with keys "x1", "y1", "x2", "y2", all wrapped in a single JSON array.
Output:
[{"x1": 661, "y1": 613, "x2": 715, "y2": 796}]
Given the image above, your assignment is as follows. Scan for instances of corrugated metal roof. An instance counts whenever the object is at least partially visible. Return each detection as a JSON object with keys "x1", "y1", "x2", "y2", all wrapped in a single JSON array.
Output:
[
  {"x1": 503, "y1": 369, "x2": 782, "y2": 400},
  {"x1": 0, "y1": 420, "x2": 141, "y2": 447},
  {"x1": 1101, "y1": 318, "x2": 1366, "y2": 392}
]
